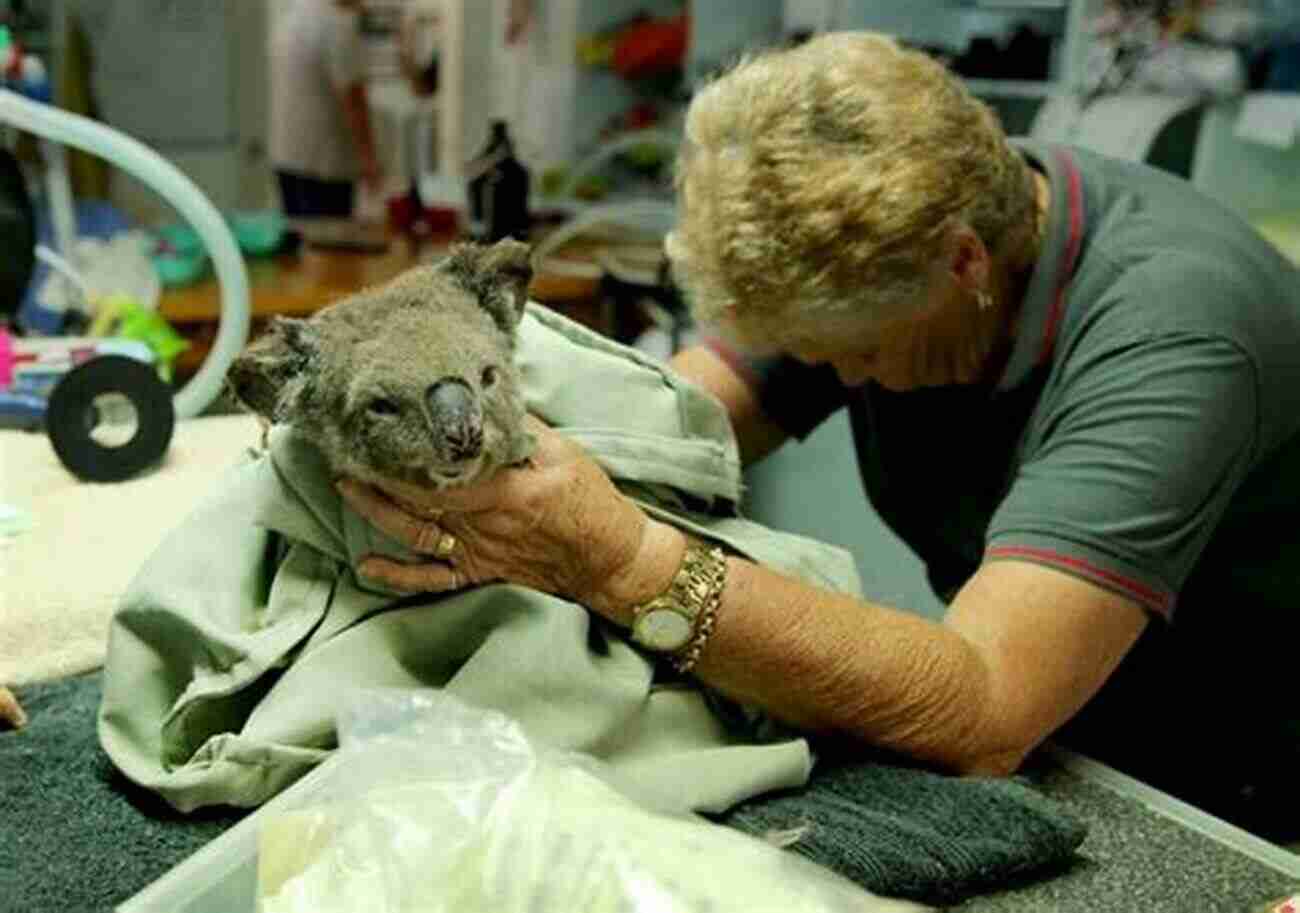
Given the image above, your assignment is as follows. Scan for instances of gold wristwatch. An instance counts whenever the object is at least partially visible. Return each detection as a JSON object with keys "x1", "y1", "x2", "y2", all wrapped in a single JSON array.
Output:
[{"x1": 629, "y1": 542, "x2": 726, "y2": 674}]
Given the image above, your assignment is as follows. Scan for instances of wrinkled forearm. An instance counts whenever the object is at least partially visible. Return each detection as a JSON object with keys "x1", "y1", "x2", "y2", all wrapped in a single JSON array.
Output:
[{"x1": 593, "y1": 518, "x2": 1027, "y2": 775}]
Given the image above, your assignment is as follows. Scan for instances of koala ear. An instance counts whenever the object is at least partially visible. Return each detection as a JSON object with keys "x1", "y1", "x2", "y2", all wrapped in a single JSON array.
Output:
[
  {"x1": 443, "y1": 239, "x2": 534, "y2": 335},
  {"x1": 227, "y1": 317, "x2": 320, "y2": 420}
]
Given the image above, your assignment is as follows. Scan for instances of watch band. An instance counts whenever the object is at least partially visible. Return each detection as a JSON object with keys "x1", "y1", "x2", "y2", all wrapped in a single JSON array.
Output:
[
  {"x1": 669, "y1": 544, "x2": 725, "y2": 676},
  {"x1": 629, "y1": 541, "x2": 727, "y2": 675}
]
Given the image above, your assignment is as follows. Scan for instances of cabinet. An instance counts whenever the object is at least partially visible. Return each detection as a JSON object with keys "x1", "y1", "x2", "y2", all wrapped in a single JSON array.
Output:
[
  {"x1": 435, "y1": 0, "x2": 787, "y2": 178},
  {"x1": 786, "y1": 1, "x2": 1093, "y2": 95},
  {"x1": 427, "y1": 1, "x2": 1298, "y2": 225}
]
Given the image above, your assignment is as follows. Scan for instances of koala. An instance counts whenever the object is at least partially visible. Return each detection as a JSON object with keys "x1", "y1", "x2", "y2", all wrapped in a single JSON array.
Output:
[{"x1": 228, "y1": 238, "x2": 536, "y2": 489}]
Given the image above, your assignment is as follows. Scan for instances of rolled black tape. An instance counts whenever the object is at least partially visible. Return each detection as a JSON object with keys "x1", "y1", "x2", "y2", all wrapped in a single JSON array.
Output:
[{"x1": 46, "y1": 355, "x2": 176, "y2": 483}]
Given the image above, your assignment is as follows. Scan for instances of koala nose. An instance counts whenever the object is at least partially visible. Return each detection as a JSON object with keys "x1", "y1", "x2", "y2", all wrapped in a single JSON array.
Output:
[{"x1": 426, "y1": 378, "x2": 483, "y2": 461}]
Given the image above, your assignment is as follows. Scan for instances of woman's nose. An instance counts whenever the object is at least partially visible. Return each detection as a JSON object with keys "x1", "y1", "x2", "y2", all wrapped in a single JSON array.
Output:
[{"x1": 831, "y1": 353, "x2": 877, "y2": 388}]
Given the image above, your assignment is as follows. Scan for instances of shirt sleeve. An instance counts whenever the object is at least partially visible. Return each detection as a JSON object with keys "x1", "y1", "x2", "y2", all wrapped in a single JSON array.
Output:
[
  {"x1": 702, "y1": 336, "x2": 849, "y2": 440},
  {"x1": 985, "y1": 333, "x2": 1258, "y2": 620},
  {"x1": 324, "y1": 9, "x2": 365, "y2": 91}
]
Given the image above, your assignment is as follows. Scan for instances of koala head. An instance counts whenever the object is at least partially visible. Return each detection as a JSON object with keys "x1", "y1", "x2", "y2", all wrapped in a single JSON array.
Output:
[{"x1": 228, "y1": 238, "x2": 536, "y2": 489}]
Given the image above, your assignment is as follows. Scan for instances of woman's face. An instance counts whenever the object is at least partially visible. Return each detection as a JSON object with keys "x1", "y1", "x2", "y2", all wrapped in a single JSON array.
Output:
[{"x1": 781, "y1": 279, "x2": 1004, "y2": 392}]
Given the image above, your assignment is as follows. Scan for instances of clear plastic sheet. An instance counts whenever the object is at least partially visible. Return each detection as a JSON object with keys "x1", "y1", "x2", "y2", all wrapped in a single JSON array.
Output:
[{"x1": 255, "y1": 690, "x2": 903, "y2": 913}]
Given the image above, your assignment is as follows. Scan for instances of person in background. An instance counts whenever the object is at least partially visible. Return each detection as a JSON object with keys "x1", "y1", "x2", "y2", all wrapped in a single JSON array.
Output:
[
  {"x1": 396, "y1": 0, "x2": 443, "y2": 98},
  {"x1": 269, "y1": 0, "x2": 382, "y2": 218},
  {"x1": 398, "y1": 0, "x2": 533, "y2": 99},
  {"x1": 339, "y1": 32, "x2": 1300, "y2": 841}
]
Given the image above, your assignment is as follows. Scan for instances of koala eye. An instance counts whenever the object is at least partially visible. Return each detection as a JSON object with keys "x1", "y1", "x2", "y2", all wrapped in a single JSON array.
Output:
[
  {"x1": 480, "y1": 366, "x2": 499, "y2": 389},
  {"x1": 366, "y1": 396, "x2": 401, "y2": 418}
]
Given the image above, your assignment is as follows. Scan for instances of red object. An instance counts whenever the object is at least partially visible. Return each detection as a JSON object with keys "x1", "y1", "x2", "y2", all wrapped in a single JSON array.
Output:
[
  {"x1": 422, "y1": 206, "x2": 460, "y2": 234},
  {"x1": 387, "y1": 193, "x2": 461, "y2": 238},
  {"x1": 612, "y1": 14, "x2": 688, "y2": 81},
  {"x1": 3, "y1": 39, "x2": 25, "y2": 80},
  {"x1": 387, "y1": 193, "x2": 418, "y2": 233},
  {"x1": 0, "y1": 327, "x2": 12, "y2": 388},
  {"x1": 624, "y1": 102, "x2": 659, "y2": 130}
]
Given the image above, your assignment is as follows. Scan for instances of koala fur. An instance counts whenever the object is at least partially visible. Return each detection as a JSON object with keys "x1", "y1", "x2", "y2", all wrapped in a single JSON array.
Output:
[{"x1": 228, "y1": 238, "x2": 537, "y2": 489}]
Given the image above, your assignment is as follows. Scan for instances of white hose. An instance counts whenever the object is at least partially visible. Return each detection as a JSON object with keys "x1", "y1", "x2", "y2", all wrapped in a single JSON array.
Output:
[
  {"x1": 34, "y1": 243, "x2": 90, "y2": 304},
  {"x1": 0, "y1": 88, "x2": 250, "y2": 419},
  {"x1": 534, "y1": 130, "x2": 681, "y2": 280},
  {"x1": 555, "y1": 128, "x2": 681, "y2": 200},
  {"x1": 531, "y1": 199, "x2": 677, "y2": 281}
]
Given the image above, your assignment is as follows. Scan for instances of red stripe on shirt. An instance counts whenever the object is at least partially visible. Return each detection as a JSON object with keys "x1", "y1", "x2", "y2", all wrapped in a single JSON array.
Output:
[
  {"x1": 1039, "y1": 150, "x2": 1085, "y2": 366},
  {"x1": 986, "y1": 544, "x2": 1173, "y2": 616}
]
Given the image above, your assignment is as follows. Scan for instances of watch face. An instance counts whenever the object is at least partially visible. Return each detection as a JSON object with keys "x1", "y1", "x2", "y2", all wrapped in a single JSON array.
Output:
[{"x1": 635, "y1": 606, "x2": 694, "y2": 652}]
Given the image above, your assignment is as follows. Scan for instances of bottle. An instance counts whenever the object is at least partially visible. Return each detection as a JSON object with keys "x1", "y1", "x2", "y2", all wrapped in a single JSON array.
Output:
[{"x1": 466, "y1": 120, "x2": 530, "y2": 242}]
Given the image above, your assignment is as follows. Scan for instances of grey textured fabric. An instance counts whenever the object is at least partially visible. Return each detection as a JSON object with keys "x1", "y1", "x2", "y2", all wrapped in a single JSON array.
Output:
[{"x1": 719, "y1": 755, "x2": 1088, "y2": 905}]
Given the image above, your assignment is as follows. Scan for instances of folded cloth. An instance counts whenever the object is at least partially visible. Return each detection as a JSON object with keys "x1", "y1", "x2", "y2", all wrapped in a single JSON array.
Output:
[{"x1": 716, "y1": 754, "x2": 1087, "y2": 906}]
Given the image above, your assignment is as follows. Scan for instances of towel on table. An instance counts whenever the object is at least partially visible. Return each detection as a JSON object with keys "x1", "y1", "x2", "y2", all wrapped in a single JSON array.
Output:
[
  {"x1": 0, "y1": 413, "x2": 262, "y2": 688},
  {"x1": 718, "y1": 753, "x2": 1087, "y2": 906}
]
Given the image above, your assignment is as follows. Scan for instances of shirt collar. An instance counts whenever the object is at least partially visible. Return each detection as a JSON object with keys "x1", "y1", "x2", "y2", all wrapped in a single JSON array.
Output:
[{"x1": 994, "y1": 140, "x2": 1086, "y2": 393}]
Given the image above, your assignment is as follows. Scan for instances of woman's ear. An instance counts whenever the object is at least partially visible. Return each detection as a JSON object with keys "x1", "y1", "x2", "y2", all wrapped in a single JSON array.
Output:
[{"x1": 946, "y1": 222, "x2": 991, "y2": 297}]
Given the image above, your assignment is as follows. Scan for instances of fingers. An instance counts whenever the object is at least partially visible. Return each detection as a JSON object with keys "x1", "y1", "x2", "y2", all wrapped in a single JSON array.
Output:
[
  {"x1": 338, "y1": 479, "x2": 453, "y2": 557},
  {"x1": 375, "y1": 472, "x2": 507, "y2": 515},
  {"x1": 359, "y1": 556, "x2": 462, "y2": 594},
  {"x1": 0, "y1": 686, "x2": 27, "y2": 729}
]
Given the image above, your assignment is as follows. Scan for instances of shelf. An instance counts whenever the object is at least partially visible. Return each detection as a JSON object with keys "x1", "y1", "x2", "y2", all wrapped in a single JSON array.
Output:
[
  {"x1": 963, "y1": 78, "x2": 1065, "y2": 98},
  {"x1": 971, "y1": 0, "x2": 1068, "y2": 9}
]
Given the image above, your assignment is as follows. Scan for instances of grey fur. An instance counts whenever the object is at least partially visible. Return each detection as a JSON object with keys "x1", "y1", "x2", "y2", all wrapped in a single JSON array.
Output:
[{"x1": 228, "y1": 238, "x2": 537, "y2": 489}]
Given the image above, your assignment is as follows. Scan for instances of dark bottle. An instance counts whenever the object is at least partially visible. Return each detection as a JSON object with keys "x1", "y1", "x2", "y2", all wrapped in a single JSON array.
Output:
[{"x1": 466, "y1": 120, "x2": 530, "y2": 242}]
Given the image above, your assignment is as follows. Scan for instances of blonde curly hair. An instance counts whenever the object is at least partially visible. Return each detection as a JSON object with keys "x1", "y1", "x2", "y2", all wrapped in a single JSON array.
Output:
[{"x1": 665, "y1": 31, "x2": 1034, "y2": 348}]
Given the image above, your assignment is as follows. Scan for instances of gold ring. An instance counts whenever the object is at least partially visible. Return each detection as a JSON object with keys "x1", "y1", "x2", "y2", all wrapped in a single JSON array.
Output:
[{"x1": 433, "y1": 531, "x2": 458, "y2": 560}]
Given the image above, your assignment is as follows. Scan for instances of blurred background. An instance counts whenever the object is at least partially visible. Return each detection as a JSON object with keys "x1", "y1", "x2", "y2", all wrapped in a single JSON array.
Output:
[{"x1": 2, "y1": 0, "x2": 1299, "y2": 606}]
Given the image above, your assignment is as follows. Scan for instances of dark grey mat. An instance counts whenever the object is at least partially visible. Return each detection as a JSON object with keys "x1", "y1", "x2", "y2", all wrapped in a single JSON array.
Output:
[
  {"x1": 959, "y1": 762, "x2": 1300, "y2": 912},
  {"x1": 10, "y1": 674, "x2": 1296, "y2": 912},
  {"x1": 0, "y1": 673, "x2": 247, "y2": 913},
  {"x1": 719, "y1": 752, "x2": 1087, "y2": 905}
]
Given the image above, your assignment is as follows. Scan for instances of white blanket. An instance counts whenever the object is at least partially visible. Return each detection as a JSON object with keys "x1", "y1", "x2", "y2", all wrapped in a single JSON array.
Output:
[{"x1": 0, "y1": 414, "x2": 261, "y2": 686}]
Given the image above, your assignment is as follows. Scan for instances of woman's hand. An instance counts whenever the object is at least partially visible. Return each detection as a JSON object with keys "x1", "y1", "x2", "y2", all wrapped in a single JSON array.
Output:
[{"x1": 336, "y1": 416, "x2": 683, "y2": 621}]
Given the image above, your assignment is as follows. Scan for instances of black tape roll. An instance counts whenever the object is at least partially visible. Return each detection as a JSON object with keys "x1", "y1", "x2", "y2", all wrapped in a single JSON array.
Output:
[{"x1": 46, "y1": 355, "x2": 176, "y2": 482}]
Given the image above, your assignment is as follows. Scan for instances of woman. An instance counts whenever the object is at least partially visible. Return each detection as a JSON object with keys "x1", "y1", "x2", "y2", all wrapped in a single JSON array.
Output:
[{"x1": 340, "y1": 33, "x2": 1300, "y2": 838}]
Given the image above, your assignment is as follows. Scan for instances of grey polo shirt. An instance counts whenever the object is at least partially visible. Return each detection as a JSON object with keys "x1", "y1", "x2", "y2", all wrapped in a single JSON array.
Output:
[
  {"x1": 706, "y1": 141, "x2": 1300, "y2": 799},
  {"x1": 711, "y1": 138, "x2": 1300, "y2": 620}
]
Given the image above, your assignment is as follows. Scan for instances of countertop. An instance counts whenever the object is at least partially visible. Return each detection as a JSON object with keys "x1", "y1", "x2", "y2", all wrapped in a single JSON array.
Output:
[{"x1": 958, "y1": 749, "x2": 1300, "y2": 912}]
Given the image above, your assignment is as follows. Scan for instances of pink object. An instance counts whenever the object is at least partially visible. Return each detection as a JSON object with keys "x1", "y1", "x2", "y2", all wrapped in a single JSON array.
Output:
[{"x1": 0, "y1": 326, "x2": 13, "y2": 389}]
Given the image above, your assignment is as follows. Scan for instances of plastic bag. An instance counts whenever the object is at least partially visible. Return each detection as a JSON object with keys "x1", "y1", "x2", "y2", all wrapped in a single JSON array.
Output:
[
  {"x1": 35, "y1": 231, "x2": 160, "y2": 317},
  {"x1": 255, "y1": 690, "x2": 908, "y2": 913}
]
